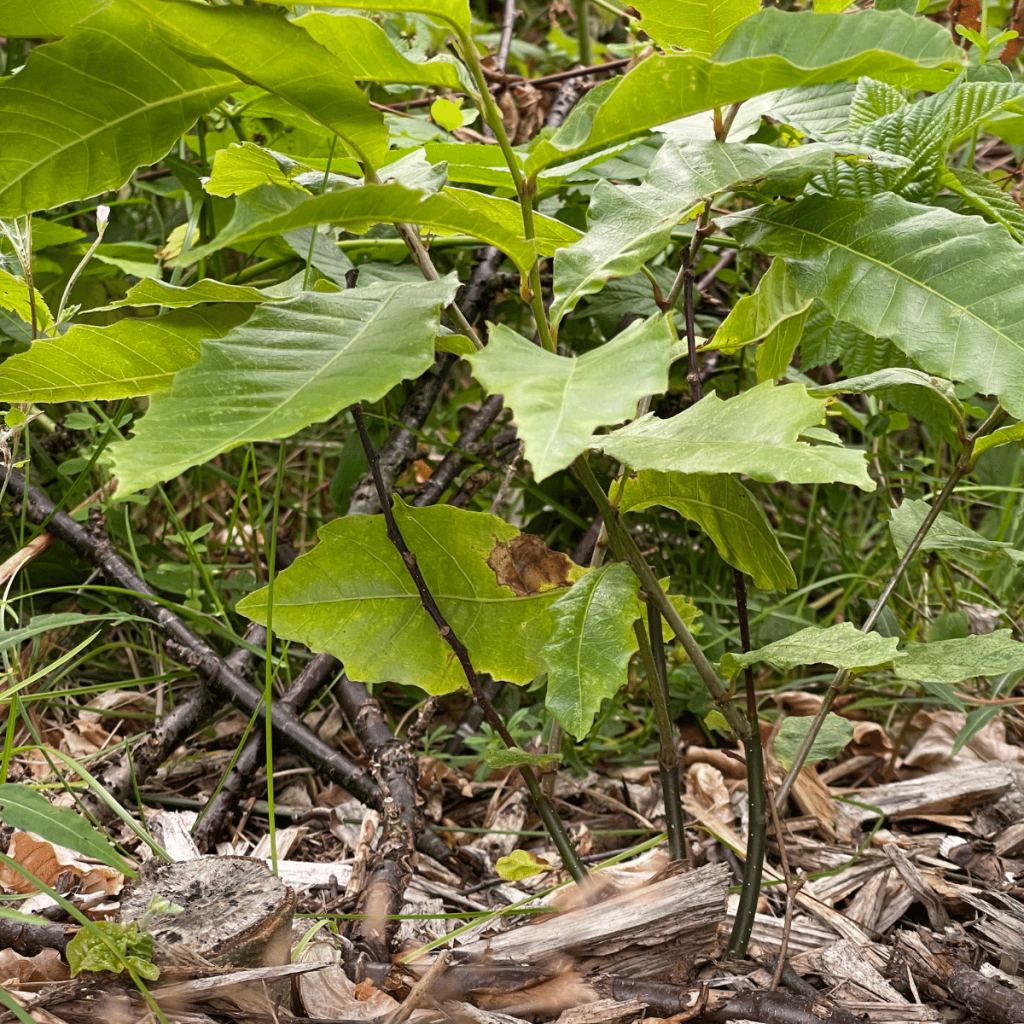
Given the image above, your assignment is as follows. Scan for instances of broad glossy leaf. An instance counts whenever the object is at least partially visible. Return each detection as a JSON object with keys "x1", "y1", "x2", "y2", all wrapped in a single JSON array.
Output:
[
  {"x1": 170, "y1": 183, "x2": 579, "y2": 277},
  {"x1": 110, "y1": 276, "x2": 457, "y2": 498},
  {"x1": 721, "y1": 622, "x2": 899, "y2": 675},
  {"x1": 237, "y1": 502, "x2": 587, "y2": 693},
  {"x1": 550, "y1": 140, "x2": 891, "y2": 327},
  {"x1": 594, "y1": 381, "x2": 875, "y2": 490},
  {"x1": 469, "y1": 317, "x2": 672, "y2": 481},
  {"x1": 260, "y1": 0, "x2": 471, "y2": 38},
  {"x1": 618, "y1": 471, "x2": 797, "y2": 591},
  {"x1": 730, "y1": 194, "x2": 1024, "y2": 419},
  {"x1": 0, "y1": 269, "x2": 53, "y2": 334},
  {"x1": 526, "y1": 9, "x2": 963, "y2": 174},
  {"x1": 0, "y1": 307, "x2": 249, "y2": 403},
  {"x1": 895, "y1": 631, "x2": 1024, "y2": 683},
  {"x1": 632, "y1": 0, "x2": 759, "y2": 55},
  {"x1": 542, "y1": 562, "x2": 643, "y2": 740},
  {"x1": 0, "y1": 0, "x2": 110, "y2": 37},
  {"x1": 128, "y1": 0, "x2": 386, "y2": 169},
  {"x1": 890, "y1": 499, "x2": 1024, "y2": 568},
  {"x1": 296, "y1": 13, "x2": 469, "y2": 91},
  {"x1": 774, "y1": 713, "x2": 853, "y2": 768},
  {"x1": 0, "y1": 0, "x2": 236, "y2": 217},
  {"x1": 94, "y1": 279, "x2": 270, "y2": 311}
]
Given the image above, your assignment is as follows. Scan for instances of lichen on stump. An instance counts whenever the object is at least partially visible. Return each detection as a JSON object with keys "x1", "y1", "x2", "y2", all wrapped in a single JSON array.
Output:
[{"x1": 118, "y1": 857, "x2": 295, "y2": 968}]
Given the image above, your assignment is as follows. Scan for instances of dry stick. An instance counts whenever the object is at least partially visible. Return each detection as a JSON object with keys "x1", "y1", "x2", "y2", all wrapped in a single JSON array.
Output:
[
  {"x1": 334, "y1": 671, "x2": 426, "y2": 960},
  {"x1": 348, "y1": 354, "x2": 458, "y2": 516},
  {"x1": 774, "y1": 405, "x2": 1008, "y2": 809},
  {"x1": 495, "y1": 0, "x2": 518, "y2": 81},
  {"x1": 412, "y1": 394, "x2": 506, "y2": 508},
  {"x1": 349, "y1": 403, "x2": 588, "y2": 883},
  {"x1": 193, "y1": 651, "x2": 341, "y2": 852},
  {"x1": 0, "y1": 466, "x2": 454, "y2": 865}
]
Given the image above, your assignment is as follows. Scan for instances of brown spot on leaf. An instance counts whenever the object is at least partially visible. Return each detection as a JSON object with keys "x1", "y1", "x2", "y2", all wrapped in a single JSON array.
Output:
[{"x1": 488, "y1": 534, "x2": 576, "y2": 596}]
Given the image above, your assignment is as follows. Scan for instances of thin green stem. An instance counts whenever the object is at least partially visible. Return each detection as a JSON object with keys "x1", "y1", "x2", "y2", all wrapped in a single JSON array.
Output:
[
  {"x1": 634, "y1": 612, "x2": 685, "y2": 860},
  {"x1": 457, "y1": 30, "x2": 555, "y2": 351},
  {"x1": 574, "y1": 0, "x2": 593, "y2": 70},
  {"x1": 725, "y1": 569, "x2": 766, "y2": 957},
  {"x1": 573, "y1": 457, "x2": 749, "y2": 738}
]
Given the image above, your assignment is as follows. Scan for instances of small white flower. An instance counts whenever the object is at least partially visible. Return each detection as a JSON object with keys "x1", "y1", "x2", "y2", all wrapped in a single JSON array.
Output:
[{"x1": 96, "y1": 204, "x2": 110, "y2": 229}]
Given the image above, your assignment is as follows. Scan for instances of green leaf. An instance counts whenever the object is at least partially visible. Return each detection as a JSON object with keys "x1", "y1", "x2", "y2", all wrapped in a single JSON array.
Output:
[
  {"x1": 284, "y1": 228, "x2": 354, "y2": 286},
  {"x1": 0, "y1": 784, "x2": 132, "y2": 874},
  {"x1": 710, "y1": 259, "x2": 811, "y2": 382},
  {"x1": 847, "y1": 77, "x2": 907, "y2": 129},
  {"x1": 631, "y1": 0, "x2": 760, "y2": 55},
  {"x1": 730, "y1": 194, "x2": 1024, "y2": 420},
  {"x1": 0, "y1": 0, "x2": 236, "y2": 217},
  {"x1": 110, "y1": 276, "x2": 457, "y2": 498},
  {"x1": 549, "y1": 140, "x2": 889, "y2": 327},
  {"x1": 618, "y1": 471, "x2": 797, "y2": 591},
  {"x1": 895, "y1": 631, "x2": 1024, "y2": 683},
  {"x1": 0, "y1": 0, "x2": 110, "y2": 37},
  {"x1": 237, "y1": 503, "x2": 588, "y2": 694},
  {"x1": 495, "y1": 850, "x2": 554, "y2": 881},
  {"x1": 889, "y1": 499, "x2": 1024, "y2": 568},
  {"x1": 941, "y1": 166, "x2": 1024, "y2": 243},
  {"x1": 820, "y1": 80, "x2": 1024, "y2": 203},
  {"x1": 541, "y1": 562, "x2": 643, "y2": 740},
  {"x1": 0, "y1": 307, "x2": 250, "y2": 404},
  {"x1": 204, "y1": 143, "x2": 307, "y2": 198},
  {"x1": 525, "y1": 9, "x2": 963, "y2": 174},
  {"x1": 593, "y1": 381, "x2": 875, "y2": 490},
  {"x1": 773, "y1": 713, "x2": 854, "y2": 769},
  {"x1": 974, "y1": 421, "x2": 1024, "y2": 457},
  {"x1": 467, "y1": 317, "x2": 672, "y2": 482},
  {"x1": 128, "y1": 0, "x2": 386, "y2": 168},
  {"x1": 431, "y1": 98, "x2": 464, "y2": 131},
  {"x1": 296, "y1": 13, "x2": 469, "y2": 91},
  {"x1": 66, "y1": 920, "x2": 159, "y2": 980},
  {"x1": 768, "y1": 82, "x2": 856, "y2": 138},
  {"x1": 484, "y1": 748, "x2": 562, "y2": 769},
  {"x1": 721, "y1": 622, "x2": 899, "y2": 675},
  {"x1": 169, "y1": 183, "x2": 580, "y2": 278},
  {"x1": 808, "y1": 369, "x2": 965, "y2": 447},
  {"x1": 261, "y1": 0, "x2": 471, "y2": 39},
  {"x1": 94, "y1": 278, "x2": 271, "y2": 311},
  {"x1": 0, "y1": 268, "x2": 53, "y2": 334},
  {"x1": 0, "y1": 612, "x2": 143, "y2": 653}
]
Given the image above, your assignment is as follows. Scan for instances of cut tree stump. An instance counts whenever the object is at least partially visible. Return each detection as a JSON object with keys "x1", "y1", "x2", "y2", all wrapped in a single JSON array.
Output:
[{"x1": 118, "y1": 856, "x2": 296, "y2": 968}]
